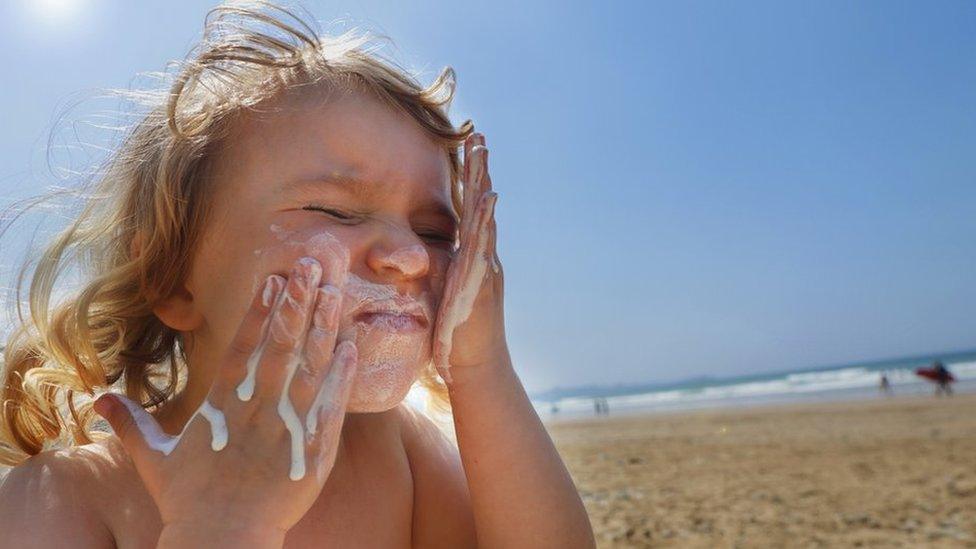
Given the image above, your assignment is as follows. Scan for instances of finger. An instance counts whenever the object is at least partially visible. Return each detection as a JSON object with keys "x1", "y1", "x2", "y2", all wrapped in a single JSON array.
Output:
[
  {"x1": 434, "y1": 189, "x2": 494, "y2": 370},
  {"x1": 436, "y1": 363, "x2": 454, "y2": 385},
  {"x1": 432, "y1": 257, "x2": 464, "y2": 370},
  {"x1": 481, "y1": 192, "x2": 499, "y2": 265},
  {"x1": 215, "y1": 274, "x2": 284, "y2": 403},
  {"x1": 290, "y1": 285, "x2": 343, "y2": 414},
  {"x1": 432, "y1": 332, "x2": 452, "y2": 376},
  {"x1": 485, "y1": 192, "x2": 501, "y2": 274},
  {"x1": 480, "y1": 143, "x2": 493, "y2": 194},
  {"x1": 93, "y1": 393, "x2": 167, "y2": 475},
  {"x1": 307, "y1": 341, "x2": 359, "y2": 484},
  {"x1": 464, "y1": 145, "x2": 492, "y2": 249},
  {"x1": 461, "y1": 132, "x2": 482, "y2": 194},
  {"x1": 461, "y1": 137, "x2": 486, "y2": 232},
  {"x1": 431, "y1": 256, "x2": 472, "y2": 372},
  {"x1": 462, "y1": 146, "x2": 488, "y2": 240},
  {"x1": 318, "y1": 242, "x2": 349, "y2": 288},
  {"x1": 305, "y1": 340, "x2": 359, "y2": 448},
  {"x1": 470, "y1": 132, "x2": 485, "y2": 152},
  {"x1": 244, "y1": 257, "x2": 322, "y2": 403},
  {"x1": 454, "y1": 191, "x2": 498, "y2": 309},
  {"x1": 462, "y1": 132, "x2": 477, "y2": 195},
  {"x1": 460, "y1": 191, "x2": 498, "y2": 273}
]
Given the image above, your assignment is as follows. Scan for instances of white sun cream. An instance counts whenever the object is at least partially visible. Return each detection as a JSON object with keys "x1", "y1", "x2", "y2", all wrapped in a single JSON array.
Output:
[
  {"x1": 115, "y1": 396, "x2": 227, "y2": 455},
  {"x1": 237, "y1": 275, "x2": 288, "y2": 402},
  {"x1": 434, "y1": 195, "x2": 497, "y2": 383},
  {"x1": 233, "y1": 256, "x2": 327, "y2": 480},
  {"x1": 342, "y1": 272, "x2": 432, "y2": 412},
  {"x1": 306, "y1": 340, "x2": 356, "y2": 484},
  {"x1": 278, "y1": 352, "x2": 308, "y2": 480},
  {"x1": 247, "y1": 257, "x2": 322, "y2": 480},
  {"x1": 239, "y1": 224, "x2": 435, "y2": 478},
  {"x1": 387, "y1": 244, "x2": 428, "y2": 277}
]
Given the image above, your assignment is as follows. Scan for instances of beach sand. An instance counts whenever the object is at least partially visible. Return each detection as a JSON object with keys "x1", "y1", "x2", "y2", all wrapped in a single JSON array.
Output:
[{"x1": 546, "y1": 393, "x2": 976, "y2": 548}]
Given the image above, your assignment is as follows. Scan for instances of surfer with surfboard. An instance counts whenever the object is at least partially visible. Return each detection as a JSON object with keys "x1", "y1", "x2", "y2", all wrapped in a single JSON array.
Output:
[{"x1": 915, "y1": 360, "x2": 955, "y2": 396}]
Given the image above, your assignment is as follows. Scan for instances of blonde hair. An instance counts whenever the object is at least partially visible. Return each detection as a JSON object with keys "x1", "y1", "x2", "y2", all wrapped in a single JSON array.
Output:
[{"x1": 0, "y1": 0, "x2": 472, "y2": 467}]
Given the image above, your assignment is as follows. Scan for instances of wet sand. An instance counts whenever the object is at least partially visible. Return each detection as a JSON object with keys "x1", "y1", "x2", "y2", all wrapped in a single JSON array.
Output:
[{"x1": 546, "y1": 393, "x2": 976, "y2": 548}]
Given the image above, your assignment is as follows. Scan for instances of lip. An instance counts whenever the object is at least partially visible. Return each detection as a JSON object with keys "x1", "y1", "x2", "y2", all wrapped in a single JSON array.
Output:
[{"x1": 352, "y1": 298, "x2": 430, "y2": 332}]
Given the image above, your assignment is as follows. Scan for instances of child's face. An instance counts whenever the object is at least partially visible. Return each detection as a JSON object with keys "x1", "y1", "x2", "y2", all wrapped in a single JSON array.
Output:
[{"x1": 184, "y1": 88, "x2": 456, "y2": 413}]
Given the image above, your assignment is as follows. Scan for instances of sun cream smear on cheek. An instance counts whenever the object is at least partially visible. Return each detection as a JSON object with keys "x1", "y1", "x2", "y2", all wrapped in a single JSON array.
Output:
[
  {"x1": 233, "y1": 266, "x2": 341, "y2": 481},
  {"x1": 259, "y1": 224, "x2": 434, "y2": 412},
  {"x1": 342, "y1": 272, "x2": 432, "y2": 412},
  {"x1": 115, "y1": 235, "x2": 434, "y2": 479},
  {"x1": 230, "y1": 225, "x2": 428, "y2": 475}
]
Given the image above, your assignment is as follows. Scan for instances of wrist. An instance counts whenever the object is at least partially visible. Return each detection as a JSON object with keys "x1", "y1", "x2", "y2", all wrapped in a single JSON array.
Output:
[
  {"x1": 157, "y1": 521, "x2": 287, "y2": 549},
  {"x1": 445, "y1": 346, "x2": 514, "y2": 395}
]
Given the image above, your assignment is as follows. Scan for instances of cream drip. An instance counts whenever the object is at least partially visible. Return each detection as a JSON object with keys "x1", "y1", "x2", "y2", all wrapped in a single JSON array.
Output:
[{"x1": 115, "y1": 396, "x2": 227, "y2": 455}]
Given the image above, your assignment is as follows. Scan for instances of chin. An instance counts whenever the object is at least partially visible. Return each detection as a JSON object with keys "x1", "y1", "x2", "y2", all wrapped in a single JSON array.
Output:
[{"x1": 344, "y1": 358, "x2": 424, "y2": 413}]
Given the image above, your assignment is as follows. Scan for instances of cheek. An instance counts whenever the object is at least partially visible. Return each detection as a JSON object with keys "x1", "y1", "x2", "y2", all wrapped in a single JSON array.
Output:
[
  {"x1": 248, "y1": 222, "x2": 357, "y2": 292},
  {"x1": 194, "y1": 219, "x2": 353, "y2": 353},
  {"x1": 427, "y1": 249, "x2": 452, "y2": 305},
  {"x1": 186, "y1": 226, "x2": 266, "y2": 349}
]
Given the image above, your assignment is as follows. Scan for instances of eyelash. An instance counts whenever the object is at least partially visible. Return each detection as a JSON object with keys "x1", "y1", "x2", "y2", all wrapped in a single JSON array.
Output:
[
  {"x1": 420, "y1": 230, "x2": 456, "y2": 244},
  {"x1": 302, "y1": 205, "x2": 354, "y2": 221},
  {"x1": 301, "y1": 205, "x2": 455, "y2": 243}
]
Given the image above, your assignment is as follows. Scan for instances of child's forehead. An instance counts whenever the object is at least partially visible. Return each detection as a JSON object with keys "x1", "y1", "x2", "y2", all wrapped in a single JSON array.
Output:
[
  {"x1": 212, "y1": 88, "x2": 452, "y2": 198},
  {"x1": 230, "y1": 89, "x2": 449, "y2": 173}
]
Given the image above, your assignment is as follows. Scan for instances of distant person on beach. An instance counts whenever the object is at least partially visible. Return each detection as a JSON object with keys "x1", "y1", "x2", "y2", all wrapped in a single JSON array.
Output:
[
  {"x1": 0, "y1": 3, "x2": 594, "y2": 547},
  {"x1": 879, "y1": 372, "x2": 892, "y2": 396},
  {"x1": 933, "y1": 361, "x2": 953, "y2": 397}
]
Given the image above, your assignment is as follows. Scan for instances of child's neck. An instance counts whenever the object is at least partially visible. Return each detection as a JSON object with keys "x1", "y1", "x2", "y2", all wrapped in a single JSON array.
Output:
[{"x1": 148, "y1": 331, "x2": 222, "y2": 437}]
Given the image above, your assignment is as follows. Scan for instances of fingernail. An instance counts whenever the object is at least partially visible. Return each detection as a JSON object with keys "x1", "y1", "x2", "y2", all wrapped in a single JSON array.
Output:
[
  {"x1": 262, "y1": 275, "x2": 283, "y2": 307},
  {"x1": 296, "y1": 257, "x2": 322, "y2": 286}
]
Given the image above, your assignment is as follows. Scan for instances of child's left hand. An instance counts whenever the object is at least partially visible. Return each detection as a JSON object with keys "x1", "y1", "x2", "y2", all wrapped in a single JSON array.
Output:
[{"x1": 432, "y1": 132, "x2": 507, "y2": 385}]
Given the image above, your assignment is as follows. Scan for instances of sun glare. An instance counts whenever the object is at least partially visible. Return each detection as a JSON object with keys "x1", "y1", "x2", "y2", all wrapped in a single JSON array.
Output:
[{"x1": 25, "y1": 0, "x2": 86, "y2": 25}]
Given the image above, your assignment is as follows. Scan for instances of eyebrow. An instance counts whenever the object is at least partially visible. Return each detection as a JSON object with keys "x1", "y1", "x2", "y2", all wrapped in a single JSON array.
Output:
[
  {"x1": 282, "y1": 172, "x2": 459, "y2": 223},
  {"x1": 282, "y1": 172, "x2": 377, "y2": 195}
]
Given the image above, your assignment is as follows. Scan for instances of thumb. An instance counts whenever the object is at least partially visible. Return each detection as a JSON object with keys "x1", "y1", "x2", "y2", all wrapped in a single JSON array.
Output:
[{"x1": 93, "y1": 393, "x2": 167, "y2": 468}]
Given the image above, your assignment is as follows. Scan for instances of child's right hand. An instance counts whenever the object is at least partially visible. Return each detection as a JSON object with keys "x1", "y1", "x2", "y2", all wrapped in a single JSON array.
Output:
[{"x1": 93, "y1": 255, "x2": 357, "y2": 538}]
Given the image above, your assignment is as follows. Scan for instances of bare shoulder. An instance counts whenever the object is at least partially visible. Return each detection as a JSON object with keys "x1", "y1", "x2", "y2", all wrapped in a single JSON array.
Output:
[
  {"x1": 395, "y1": 402, "x2": 457, "y2": 456},
  {"x1": 0, "y1": 436, "x2": 130, "y2": 548},
  {"x1": 394, "y1": 403, "x2": 477, "y2": 548}
]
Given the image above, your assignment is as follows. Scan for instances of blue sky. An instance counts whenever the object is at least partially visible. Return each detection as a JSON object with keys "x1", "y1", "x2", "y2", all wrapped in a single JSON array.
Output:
[{"x1": 1, "y1": 1, "x2": 974, "y2": 393}]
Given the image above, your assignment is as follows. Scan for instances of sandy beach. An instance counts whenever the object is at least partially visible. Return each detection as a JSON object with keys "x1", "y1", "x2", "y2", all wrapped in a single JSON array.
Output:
[{"x1": 546, "y1": 393, "x2": 976, "y2": 548}]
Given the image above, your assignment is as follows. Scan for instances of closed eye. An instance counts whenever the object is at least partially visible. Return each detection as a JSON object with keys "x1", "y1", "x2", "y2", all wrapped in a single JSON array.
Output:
[
  {"x1": 302, "y1": 205, "x2": 355, "y2": 221},
  {"x1": 417, "y1": 230, "x2": 455, "y2": 243}
]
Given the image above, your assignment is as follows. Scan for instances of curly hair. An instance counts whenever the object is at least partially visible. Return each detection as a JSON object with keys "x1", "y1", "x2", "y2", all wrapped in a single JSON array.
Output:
[{"x1": 0, "y1": 0, "x2": 472, "y2": 467}]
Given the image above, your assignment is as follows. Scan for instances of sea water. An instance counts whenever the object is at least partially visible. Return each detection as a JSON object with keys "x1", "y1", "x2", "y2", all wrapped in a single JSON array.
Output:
[{"x1": 532, "y1": 349, "x2": 976, "y2": 419}]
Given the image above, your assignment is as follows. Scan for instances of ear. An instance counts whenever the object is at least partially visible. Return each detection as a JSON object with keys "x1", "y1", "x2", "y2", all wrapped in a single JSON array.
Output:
[
  {"x1": 131, "y1": 230, "x2": 204, "y2": 332},
  {"x1": 152, "y1": 287, "x2": 204, "y2": 332}
]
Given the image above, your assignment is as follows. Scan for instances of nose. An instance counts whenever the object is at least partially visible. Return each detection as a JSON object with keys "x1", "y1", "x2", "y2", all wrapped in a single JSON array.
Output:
[{"x1": 366, "y1": 236, "x2": 430, "y2": 281}]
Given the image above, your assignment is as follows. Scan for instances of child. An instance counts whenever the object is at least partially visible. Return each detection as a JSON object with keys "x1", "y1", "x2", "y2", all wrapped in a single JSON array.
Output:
[{"x1": 0, "y1": 2, "x2": 594, "y2": 547}]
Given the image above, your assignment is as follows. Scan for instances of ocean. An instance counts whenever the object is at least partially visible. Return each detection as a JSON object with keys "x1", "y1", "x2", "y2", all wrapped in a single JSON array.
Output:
[{"x1": 531, "y1": 349, "x2": 976, "y2": 420}]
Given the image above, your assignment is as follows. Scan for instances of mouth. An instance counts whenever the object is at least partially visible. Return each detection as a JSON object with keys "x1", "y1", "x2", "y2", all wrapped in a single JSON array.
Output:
[{"x1": 352, "y1": 299, "x2": 430, "y2": 333}]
